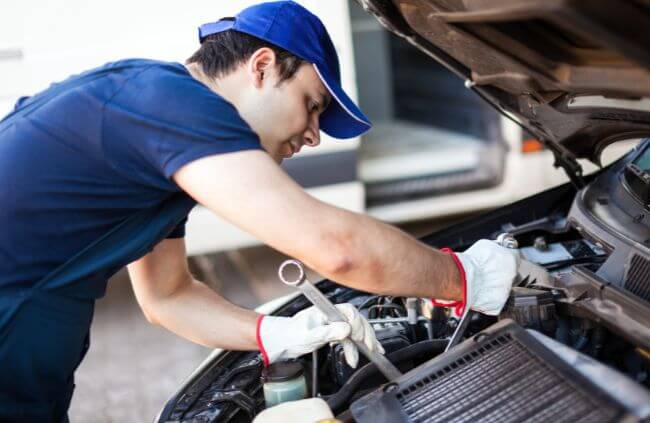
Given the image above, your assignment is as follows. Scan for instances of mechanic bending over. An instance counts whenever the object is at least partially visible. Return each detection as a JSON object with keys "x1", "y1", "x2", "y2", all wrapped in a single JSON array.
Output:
[{"x1": 0, "y1": 2, "x2": 519, "y2": 421}]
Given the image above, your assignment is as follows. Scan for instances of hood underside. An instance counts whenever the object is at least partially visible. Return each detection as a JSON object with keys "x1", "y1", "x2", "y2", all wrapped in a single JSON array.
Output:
[{"x1": 357, "y1": 0, "x2": 650, "y2": 167}]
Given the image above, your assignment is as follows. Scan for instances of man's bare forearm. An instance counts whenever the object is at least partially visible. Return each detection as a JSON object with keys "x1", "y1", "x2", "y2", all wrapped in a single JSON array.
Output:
[
  {"x1": 304, "y1": 210, "x2": 463, "y2": 301},
  {"x1": 147, "y1": 277, "x2": 260, "y2": 350}
]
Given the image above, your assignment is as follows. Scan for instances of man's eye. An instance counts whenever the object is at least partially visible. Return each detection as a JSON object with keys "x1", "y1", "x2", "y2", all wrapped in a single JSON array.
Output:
[{"x1": 309, "y1": 101, "x2": 319, "y2": 113}]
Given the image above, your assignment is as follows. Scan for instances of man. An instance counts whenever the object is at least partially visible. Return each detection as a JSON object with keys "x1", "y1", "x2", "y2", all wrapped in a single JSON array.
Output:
[{"x1": 0, "y1": 1, "x2": 518, "y2": 421}]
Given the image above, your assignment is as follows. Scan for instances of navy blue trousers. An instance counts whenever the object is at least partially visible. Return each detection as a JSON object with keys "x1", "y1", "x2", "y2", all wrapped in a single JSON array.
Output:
[{"x1": 0, "y1": 288, "x2": 93, "y2": 422}]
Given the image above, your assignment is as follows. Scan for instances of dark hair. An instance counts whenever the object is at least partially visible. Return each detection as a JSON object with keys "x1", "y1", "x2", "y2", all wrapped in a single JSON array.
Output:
[{"x1": 186, "y1": 29, "x2": 305, "y2": 83}]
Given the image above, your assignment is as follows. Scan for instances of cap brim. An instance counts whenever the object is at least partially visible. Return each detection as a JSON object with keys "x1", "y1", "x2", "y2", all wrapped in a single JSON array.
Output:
[{"x1": 313, "y1": 64, "x2": 372, "y2": 139}]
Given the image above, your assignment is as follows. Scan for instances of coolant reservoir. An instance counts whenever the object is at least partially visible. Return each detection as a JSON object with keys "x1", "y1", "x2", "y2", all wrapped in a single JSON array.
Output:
[{"x1": 262, "y1": 361, "x2": 308, "y2": 407}]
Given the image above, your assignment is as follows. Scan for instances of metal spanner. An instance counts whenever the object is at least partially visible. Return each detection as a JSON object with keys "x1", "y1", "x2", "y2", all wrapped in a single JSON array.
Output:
[
  {"x1": 444, "y1": 233, "x2": 519, "y2": 352},
  {"x1": 278, "y1": 259, "x2": 403, "y2": 381}
]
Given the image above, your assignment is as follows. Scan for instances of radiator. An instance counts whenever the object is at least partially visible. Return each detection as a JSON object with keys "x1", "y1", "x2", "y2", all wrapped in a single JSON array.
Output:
[{"x1": 350, "y1": 320, "x2": 631, "y2": 423}]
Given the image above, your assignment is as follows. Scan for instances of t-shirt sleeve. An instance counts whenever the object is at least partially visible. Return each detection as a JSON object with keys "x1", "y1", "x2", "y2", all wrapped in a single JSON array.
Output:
[
  {"x1": 166, "y1": 217, "x2": 187, "y2": 239},
  {"x1": 101, "y1": 64, "x2": 264, "y2": 190}
]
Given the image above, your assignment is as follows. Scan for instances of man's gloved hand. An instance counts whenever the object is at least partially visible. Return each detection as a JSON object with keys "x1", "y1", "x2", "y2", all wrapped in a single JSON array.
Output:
[
  {"x1": 256, "y1": 303, "x2": 384, "y2": 368},
  {"x1": 443, "y1": 239, "x2": 520, "y2": 316}
]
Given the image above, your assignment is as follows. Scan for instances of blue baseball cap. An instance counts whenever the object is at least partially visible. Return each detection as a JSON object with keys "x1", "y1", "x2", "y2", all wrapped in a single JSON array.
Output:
[{"x1": 198, "y1": 1, "x2": 372, "y2": 139}]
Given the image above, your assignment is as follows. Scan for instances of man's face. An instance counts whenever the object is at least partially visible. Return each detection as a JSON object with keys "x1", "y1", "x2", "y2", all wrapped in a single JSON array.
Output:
[{"x1": 240, "y1": 54, "x2": 331, "y2": 163}]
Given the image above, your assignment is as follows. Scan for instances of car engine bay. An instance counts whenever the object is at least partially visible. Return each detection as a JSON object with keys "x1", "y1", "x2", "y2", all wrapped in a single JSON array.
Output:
[{"x1": 159, "y1": 141, "x2": 650, "y2": 422}]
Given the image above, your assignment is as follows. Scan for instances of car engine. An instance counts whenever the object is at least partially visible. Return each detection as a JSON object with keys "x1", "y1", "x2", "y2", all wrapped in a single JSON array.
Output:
[{"x1": 159, "y1": 142, "x2": 650, "y2": 423}]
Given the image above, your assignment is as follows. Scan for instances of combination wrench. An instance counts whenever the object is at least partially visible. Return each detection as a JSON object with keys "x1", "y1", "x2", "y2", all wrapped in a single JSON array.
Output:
[{"x1": 278, "y1": 259, "x2": 403, "y2": 381}]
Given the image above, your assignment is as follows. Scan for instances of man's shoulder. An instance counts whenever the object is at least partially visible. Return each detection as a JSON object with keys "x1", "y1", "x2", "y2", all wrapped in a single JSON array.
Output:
[
  {"x1": 94, "y1": 58, "x2": 182, "y2": 74},
  {"x1": 109, "y1": 59, "x2": 232, "y2": 108},
  {"x1": 95, "y1": 58, "x2": 190, "y2": 87},
  {"x1": 81, "y1": 58, "x2": 197, "y2": 94},
  {"x1": 111, "y1": 60, "x2": 249, "y2": 129},
  {"x1": 100, "y1": 59, "x2": 262, "y2": 181}
]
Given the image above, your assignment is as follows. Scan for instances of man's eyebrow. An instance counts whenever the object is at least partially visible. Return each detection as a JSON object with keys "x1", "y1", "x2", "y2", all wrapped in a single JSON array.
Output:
[{"x1": 320, "y1": 91, "x2": 331, "y2": 112}]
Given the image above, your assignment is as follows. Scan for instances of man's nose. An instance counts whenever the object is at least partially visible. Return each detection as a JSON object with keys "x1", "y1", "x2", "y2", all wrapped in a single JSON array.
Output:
[{"x1": 303, "y1": 115, "x2": 320, "y2": 147}]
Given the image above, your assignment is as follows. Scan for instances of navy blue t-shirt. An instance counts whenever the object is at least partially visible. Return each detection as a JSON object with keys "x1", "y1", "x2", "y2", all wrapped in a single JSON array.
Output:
[{"x1": 0, "y1": 59, "x2": 263, "y2": 292}]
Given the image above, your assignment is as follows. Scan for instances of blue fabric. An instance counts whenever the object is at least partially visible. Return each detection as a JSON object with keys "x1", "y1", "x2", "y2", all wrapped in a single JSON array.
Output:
[
  {"x1": 0, "y1": 58, "x2": 263, "y2": 298},
  {"x1": 0, "y1": 193, "x2": 196, "y2": 422},
  {"x1": 0, "y1": 290, "x2": 93, "y2": 422},
  {"x1": 0, "y1": 58, "x2": 262, "y2": 420},
  {"x1": 198, "y1": 1, "x2": 372, "y2": 139}
]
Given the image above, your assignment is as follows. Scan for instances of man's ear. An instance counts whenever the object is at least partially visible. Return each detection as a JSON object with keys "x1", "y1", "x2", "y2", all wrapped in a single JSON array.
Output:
[{"x1": 248, "y1": 47, "x2": 277, "y2": 88}]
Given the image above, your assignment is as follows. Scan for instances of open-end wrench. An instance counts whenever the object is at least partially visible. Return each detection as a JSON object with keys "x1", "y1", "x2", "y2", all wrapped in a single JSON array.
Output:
[
  {"x1": 444, "y1": 233, "x2": 519, "y2": 352},
  {"x1": 278, "y1": 259, "x2": 403, "y2": 381}
]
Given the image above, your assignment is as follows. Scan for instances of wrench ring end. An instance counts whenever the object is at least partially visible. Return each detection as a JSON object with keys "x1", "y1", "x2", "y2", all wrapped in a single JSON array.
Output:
[{"x1": 278, "y1": 259, "x2": 306, "y2": 286}]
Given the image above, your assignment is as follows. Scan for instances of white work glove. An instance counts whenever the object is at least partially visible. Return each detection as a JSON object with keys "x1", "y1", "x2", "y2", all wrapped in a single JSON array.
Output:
[
  {"x1": 256, "y1": 303, "x2": 384, "y2": 368},
  {"x1": 455, "y1": 239, "x2": 520, "y2": 315}
]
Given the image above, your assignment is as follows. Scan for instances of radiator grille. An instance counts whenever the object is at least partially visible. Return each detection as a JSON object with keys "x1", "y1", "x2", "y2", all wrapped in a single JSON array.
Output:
[
  {"x1": 396, "y1": 333, "x2": 619, "y2": 422},
  {"x1": 625, "y1": 254, "x2": 650, "y2": 302}
]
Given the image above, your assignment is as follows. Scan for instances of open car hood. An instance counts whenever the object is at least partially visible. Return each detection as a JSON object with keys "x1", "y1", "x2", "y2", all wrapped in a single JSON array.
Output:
[{"x1": 356, "y1": 0, "x2": 650, "y2": 178}]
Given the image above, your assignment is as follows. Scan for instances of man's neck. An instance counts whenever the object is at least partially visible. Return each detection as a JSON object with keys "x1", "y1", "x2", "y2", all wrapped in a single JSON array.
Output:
[{"x1": 184, "y1": 62, "x2": 242, "y2": 108}]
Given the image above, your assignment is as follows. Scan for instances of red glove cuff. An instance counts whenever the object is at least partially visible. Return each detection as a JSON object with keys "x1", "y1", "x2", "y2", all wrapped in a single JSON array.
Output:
[
  {"x1": 431, "y1": 247, "x2": 467, "y2": 316},
  {"x1": 255, "y1": 314, "x2": 270, "y2": 367}
]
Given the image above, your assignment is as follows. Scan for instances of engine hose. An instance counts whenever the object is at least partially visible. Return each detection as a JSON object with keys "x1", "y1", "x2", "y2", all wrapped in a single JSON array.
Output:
[{"x1": 327, "y1": 339, "x2": 447, "y2": 413}]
